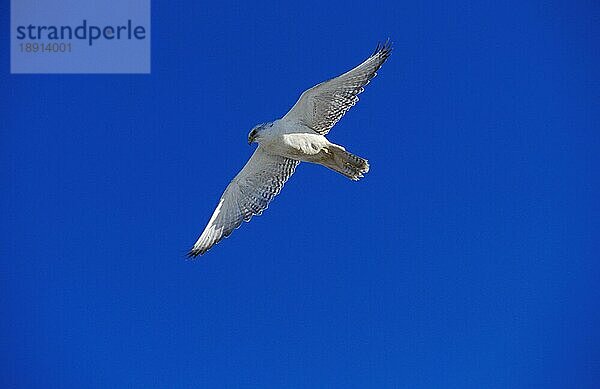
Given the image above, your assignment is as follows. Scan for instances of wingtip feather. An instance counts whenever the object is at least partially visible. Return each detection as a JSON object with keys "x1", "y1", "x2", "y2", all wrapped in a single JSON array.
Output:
[
  {"x1": 373, "y1": 39, "x2": 393, "y2": 58},
  {"x1": 187, "y1": 248, "x2": 202, "y2": 259}
]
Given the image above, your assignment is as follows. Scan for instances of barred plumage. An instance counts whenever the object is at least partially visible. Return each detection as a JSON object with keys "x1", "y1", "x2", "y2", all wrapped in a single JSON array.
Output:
[
  {"x1": 283, "y1": 40, "x2": 392, "y2": 135},
  {"x1": 188, "y1": 148, "x2": 298, "y2": 257}
]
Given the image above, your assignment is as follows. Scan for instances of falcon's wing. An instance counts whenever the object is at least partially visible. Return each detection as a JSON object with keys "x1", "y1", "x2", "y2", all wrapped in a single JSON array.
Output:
[
  {"x1": 188, "y1": 147, "x2": 299, "y2": 257},
  {"x1": 282, "y1": 41, "x2": 392, "y2": 135}
]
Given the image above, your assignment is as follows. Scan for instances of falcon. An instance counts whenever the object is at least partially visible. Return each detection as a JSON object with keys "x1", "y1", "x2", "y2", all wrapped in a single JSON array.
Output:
[{"x1": 188, "y1": 41, "x2": 392, "y2": 257}]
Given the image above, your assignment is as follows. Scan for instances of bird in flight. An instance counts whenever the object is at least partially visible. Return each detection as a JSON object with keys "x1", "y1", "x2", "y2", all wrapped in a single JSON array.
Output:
[{"x1": 188, "y1": 41, "x2": 392, "y2": 257}]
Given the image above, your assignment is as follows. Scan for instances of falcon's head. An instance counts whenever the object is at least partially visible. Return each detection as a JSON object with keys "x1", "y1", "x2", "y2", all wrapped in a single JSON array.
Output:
[{"x1": 248, "y1": 122, "x2": 271, "y2": 144}]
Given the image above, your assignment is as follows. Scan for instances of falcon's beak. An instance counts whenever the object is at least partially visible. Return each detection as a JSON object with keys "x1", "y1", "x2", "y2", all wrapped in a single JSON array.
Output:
[{"x1": 248, "y1": 129, "x2": 256, "y2": 144}]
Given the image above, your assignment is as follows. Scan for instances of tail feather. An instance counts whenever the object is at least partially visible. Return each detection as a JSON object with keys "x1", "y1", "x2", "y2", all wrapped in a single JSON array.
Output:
[{"x1": 325, "y1": 146, "x2": 370, "y2": 181}]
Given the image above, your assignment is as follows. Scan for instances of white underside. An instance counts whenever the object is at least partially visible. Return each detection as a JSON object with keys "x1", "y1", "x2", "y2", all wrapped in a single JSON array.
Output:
[{"x1": 257, "y1": 121, "x2": 338, "y2": 164}]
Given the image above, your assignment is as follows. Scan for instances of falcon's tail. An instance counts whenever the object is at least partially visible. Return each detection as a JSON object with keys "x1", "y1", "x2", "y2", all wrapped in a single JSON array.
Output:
[{"x1": 324, "y1": 145, "x2": 370, "y2": 181}]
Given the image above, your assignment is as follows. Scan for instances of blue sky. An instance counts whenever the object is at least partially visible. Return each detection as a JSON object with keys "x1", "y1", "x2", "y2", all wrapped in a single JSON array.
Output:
[{"x1": 1, "y1": 1, "x2": 599, "y2": 387}]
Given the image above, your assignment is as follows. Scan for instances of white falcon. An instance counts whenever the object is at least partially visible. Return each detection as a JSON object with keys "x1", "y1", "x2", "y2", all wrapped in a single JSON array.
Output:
[{"x1": 188, "y1": 41, "x2": 392, "y2": 257}]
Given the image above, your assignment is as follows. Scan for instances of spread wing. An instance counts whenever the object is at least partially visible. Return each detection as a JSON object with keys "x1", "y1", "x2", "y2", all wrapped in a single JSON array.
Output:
[
  {"x1": 282, "y1": 41, "x2": 392, "y2": 135},
  {"x1": 188, "y1": 147, "x2": 299, "y2": 257}
]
